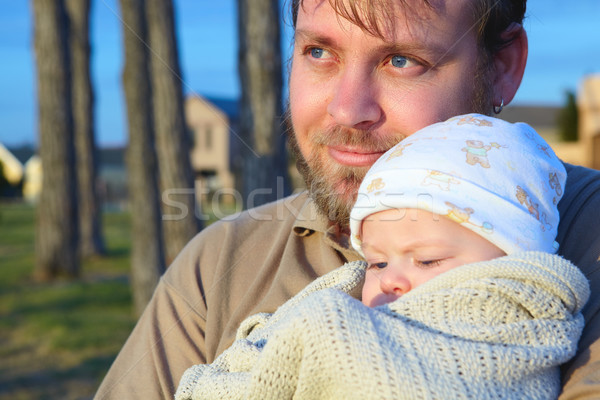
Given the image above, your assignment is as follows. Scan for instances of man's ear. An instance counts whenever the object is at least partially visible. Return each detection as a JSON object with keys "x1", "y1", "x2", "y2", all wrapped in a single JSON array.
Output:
[{"x1": 492, "y1": 22, "x2": 528, "y2": 107}]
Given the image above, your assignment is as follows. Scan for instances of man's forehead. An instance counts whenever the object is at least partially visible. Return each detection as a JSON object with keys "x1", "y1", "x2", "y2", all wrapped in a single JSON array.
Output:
[
  {"x1": 295, "y1": 0, "x2": 475, "y2": 51},
  {"x1": 296, "y1": 0, "x2": 470, "y2": 43}
]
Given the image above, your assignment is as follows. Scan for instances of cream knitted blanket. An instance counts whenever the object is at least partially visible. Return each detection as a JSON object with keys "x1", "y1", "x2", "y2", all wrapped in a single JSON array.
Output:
[{"x1": 175, "y1": 252, "x2": 589, "y2": 400}]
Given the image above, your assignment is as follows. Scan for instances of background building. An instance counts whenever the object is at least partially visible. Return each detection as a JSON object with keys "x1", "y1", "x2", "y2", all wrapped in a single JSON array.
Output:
[
  {"x1": 185, "y1": 95, "x2": 240, "y2": 205},
  {"x1": 578, "y1": 74, "x2": 600, "y2": 169}
]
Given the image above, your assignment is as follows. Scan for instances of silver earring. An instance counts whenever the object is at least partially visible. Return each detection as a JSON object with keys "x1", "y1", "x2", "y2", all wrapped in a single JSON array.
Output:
[{"x1": 493, "y1": 98, "x2": 504, "y2": 114}]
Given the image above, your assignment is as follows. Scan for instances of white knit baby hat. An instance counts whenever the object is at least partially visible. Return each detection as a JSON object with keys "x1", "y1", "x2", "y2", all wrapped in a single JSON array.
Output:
[{"x1": 350, "y1": 113, "x2": 567, "y2": 256}]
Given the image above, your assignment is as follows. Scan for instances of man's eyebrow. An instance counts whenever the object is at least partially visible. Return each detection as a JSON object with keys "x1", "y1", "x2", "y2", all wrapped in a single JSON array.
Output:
[
  {"x1": 295, "y1": 28, "x2": 447, "y2": 57},
  {"x1": 294, "y1": 29, "x2": 336, "y2": 47},
  {"x1": 373, "y1": 40, "x2": 448, "y2": 58}
]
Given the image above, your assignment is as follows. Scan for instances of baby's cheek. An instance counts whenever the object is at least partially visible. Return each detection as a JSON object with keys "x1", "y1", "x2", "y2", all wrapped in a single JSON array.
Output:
[{"x1": 361, "y1": 272, "x2": 379, "y2": 305}]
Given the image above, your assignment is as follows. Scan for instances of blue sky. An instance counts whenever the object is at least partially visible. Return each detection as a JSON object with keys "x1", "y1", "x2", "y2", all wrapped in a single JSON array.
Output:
[{"x1": 1, "y1": 0, "x2": 599, "y2": 147}]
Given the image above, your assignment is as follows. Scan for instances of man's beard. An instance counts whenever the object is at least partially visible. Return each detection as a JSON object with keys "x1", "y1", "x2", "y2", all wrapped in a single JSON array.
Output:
[
  {"x1": 286, "y1": 57, "x2": 493, "y2": 229},
  {"x1": 287, "y1": 123, "x2": 402, "y2": 229}
]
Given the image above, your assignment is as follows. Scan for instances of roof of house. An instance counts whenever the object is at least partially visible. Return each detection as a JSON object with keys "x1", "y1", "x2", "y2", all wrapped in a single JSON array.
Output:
[
  {"x1": 5, "y1": 145, "x2": 126, "y2": 168},
  {"x1": 203, "y1": 96, "x2": 240, "y2": 121},
  {"x1": 6, "y1": 145, "x2": 36, "y2": 165}
]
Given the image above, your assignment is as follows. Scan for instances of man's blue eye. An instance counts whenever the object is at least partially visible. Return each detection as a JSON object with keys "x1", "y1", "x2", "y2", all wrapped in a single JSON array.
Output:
[
  {"x1": 391, "y1": 55, "x2": 408, "y2": 68},
  {"x1": 310, "y1": 48, "x2": 324, "y2": 58}
]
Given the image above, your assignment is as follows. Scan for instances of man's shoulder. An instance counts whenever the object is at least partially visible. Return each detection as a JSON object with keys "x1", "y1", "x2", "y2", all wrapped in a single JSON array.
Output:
[
  {"x1": 563, "y1": 162, "x2": 600, "y2": 205},
  {"x1": 165, "y1": 191, "x2": 322, "y2": 277},
  {"x1": 558, "y1": 163, "x2": 600, "y2": 254},
  {"x1": 557, "y1": 163, "x2": 600, "y2": 399},
  {"x1": 559, "y1": 163, "x2": 600, "y2": 258}
]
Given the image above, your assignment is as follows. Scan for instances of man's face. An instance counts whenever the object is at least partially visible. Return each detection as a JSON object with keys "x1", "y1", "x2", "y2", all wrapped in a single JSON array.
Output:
[{"x1": 288, "y1": 0, "x2": 491, "y2": 227}]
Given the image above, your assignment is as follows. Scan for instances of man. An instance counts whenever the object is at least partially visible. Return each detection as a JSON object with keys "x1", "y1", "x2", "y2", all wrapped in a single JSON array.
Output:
[{"x1": 95, "y1": 0, "x2": 600, "y2": 399}]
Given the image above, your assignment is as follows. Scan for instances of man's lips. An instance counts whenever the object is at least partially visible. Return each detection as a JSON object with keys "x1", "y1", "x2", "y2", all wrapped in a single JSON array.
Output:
[{"x1": 328, "y1": 146, "x2": 386, "y2": 167}]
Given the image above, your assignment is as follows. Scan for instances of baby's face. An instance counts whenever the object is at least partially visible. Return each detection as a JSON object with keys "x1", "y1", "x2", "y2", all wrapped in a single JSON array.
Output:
[{"x1": 360, "y1": 208, "x2": 505, "y2": 307}]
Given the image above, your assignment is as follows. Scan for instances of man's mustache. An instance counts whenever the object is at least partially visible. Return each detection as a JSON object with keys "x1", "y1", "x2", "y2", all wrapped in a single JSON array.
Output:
[{"x1": 311, "y1": 125, "x2": 406, "y2": 153}]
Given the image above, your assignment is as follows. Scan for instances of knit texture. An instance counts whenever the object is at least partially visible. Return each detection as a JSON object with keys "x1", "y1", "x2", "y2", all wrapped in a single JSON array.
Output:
[{"x1": 175, "y1": 252, "x2": 589, "y2": 400}]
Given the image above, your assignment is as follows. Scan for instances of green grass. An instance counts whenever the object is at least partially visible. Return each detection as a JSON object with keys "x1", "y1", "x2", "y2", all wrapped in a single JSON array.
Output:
[{"x1": 0, "y1": 202, "x2": 136, "y2": 400}]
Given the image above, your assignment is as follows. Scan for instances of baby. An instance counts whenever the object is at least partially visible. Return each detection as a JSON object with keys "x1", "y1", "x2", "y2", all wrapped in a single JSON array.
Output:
[
  {"x1": 175, "y1": 114, "x2": 589, "y2": 400},
  {"x1": 352, "y1": 113, "x2": 566, "y2": 310}
]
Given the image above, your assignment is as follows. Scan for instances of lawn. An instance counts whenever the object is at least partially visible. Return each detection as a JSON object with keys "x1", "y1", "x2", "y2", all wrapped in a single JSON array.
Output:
[{"x1": 0, "y1": 202, "x2": 136, "y2": 400}]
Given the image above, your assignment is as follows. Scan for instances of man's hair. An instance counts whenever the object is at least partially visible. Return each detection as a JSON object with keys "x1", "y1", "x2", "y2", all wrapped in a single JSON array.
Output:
[{"x1": 290, "y1": 0, "x2": 526, "y2": 56}]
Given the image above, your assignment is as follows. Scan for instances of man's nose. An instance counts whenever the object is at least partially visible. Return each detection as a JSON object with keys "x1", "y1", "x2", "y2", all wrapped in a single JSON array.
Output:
[
  {"x1": 326, "y1": 67, "x2": 382, "y2": 129},
  {"x1": 379, "y1": 267, "x2": 411, "y2": 297}
]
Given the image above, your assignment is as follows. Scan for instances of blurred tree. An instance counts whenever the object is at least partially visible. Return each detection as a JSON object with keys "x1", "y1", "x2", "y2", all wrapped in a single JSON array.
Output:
[
  {"x1": 237, "y1": 0, "x2": 290, "y2": 208},
  {"x1": 120, "y1": 0, "x2": 166, "y2": 316},
  {"x1": 146, "y1": 0, "x2": 201, "y2": 264},
  {"x1": 557, "y1": 90, "x2": 579, "y2": 142},
  {"x1": 32, "y1": 0, "x2": 79, "y2": 280},
  {"x1": 0, "y1": 161, "x2": 9, "y2": 195},
  {"x1": 65, "y1": 0, "x2": 106, "y2": 258}
]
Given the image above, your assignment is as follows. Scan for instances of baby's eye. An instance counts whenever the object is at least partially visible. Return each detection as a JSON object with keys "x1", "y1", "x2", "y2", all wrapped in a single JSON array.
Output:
[
  {"x1": 415, "y1": 259, "x2": 443, "y2": 268},
  {"x1": 368, "y1": 262, "x2": 388, "y2": 269}
]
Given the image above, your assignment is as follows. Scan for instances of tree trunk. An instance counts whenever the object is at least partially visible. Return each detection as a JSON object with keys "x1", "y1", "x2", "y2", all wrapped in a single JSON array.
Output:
[
  {"x1": 65, "y1": 0, "x2": 105, "y2": 258},
  {"x1": 146, "y1": 0, "x2": 200, "y2": 264},
  {"x1": 237, "y1": 0, "x2": 290, "y2": 208},
  {"x1": 32, "y1": 0, "x2": 79, "y2": 280},
  {"x1": 120, "y1": 0, "x2": 166, "y2": 316}
]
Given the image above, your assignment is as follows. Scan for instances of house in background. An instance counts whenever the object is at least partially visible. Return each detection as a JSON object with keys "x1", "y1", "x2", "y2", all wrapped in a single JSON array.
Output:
[
  {"x1": 497, "y1": 105, "x2": 588, "y2": 167},
  {"x1": 578, "y1": 74, "x2": 600, "y2": 169},
  {"x1": 0, "y1": 144, "x2": 37, "y2": 199},
  {"x1": 3, "y1": 144, "x2": 128, "y2": 208},
  {"x1": 4, "y1": 95, "x2": 242, "y2": 207},
  {"x1": 500, "y1": 74, "x2": 600, "y2": 170},
  {"x1": 499, "y1": 105, "x2": 561, "y2": 139},
  {"x1": 7, "y1": 145, "x2": 41, "y2": 202},
  {"x1": 185, "y1": 95, "x2": 240, "y2": 204},
  {"x1": 22, "y1": 155, "x2": 41, "y2": 202},
  {"x1": 0, "y1": 143, "x2": 25, "y2": 186}
]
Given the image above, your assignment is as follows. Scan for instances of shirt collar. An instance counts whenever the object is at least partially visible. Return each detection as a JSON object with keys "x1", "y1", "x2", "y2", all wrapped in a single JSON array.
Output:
[
  {"x1": 292, "y1": 195, "x2": 327, "y2": 236},
  {"x1": 292, "y1": 192, "x2": 362, "y2": 260}
]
